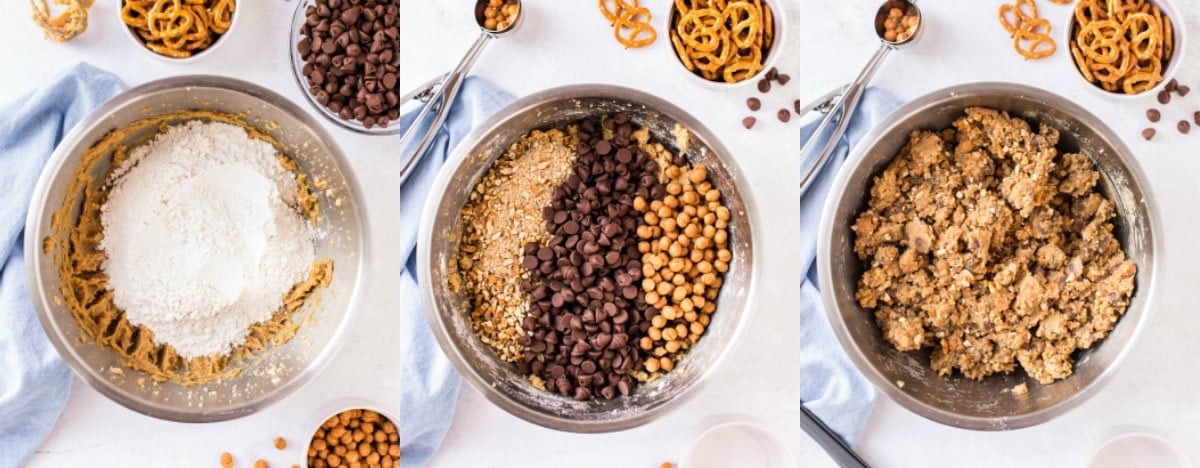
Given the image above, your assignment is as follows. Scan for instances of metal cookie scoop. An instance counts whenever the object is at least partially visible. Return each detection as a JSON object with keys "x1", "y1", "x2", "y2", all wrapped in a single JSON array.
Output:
[
  {"x1": 797, "y1": 0, "x2": 923, "y2": 197},
  {"x1": 398, "y1": 0, "x2": 524, "y2": 184}
]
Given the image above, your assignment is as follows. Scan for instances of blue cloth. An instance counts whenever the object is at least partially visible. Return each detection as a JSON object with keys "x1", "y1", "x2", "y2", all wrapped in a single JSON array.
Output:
[
  {"x1": 798, "y1": 87, "x2": 901, "y2": 447},
  {"x1": 399, "y1": 77, "x2": 513, "y2": 468},
  {"x1": 0, "y1": 63, "x2": 126, "y2": 468}
]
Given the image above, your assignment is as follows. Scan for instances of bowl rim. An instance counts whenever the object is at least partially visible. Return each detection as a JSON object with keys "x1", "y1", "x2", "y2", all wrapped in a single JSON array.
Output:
[
  {"x1": 116, "y1": 0, "x2": 241, "y2": 63},
  {"x1": 1061, "y1": 0, "x2": 1185, "y2": 100},
  {"x1": 416, "y1": 83, "x2": 762, "y2": 433},
  {"x1": 816, "y1": 81, "x2": 1162, "y2": 430},
  {"x1": 661, "y1": 0, "x2": 788, "y2": 89},
  {"x1": 23, "y1": 74, "x2": 371, "y2": 423},
  {"x1": 287, "y1": 0, "x2": 401, "y2": 135}
]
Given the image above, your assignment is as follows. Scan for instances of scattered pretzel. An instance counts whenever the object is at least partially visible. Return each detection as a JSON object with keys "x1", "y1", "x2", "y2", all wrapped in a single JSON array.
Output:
[
  {"x1": 614, "y1": 5, "x2": 656, "y2": 48},
  {"x1": 669, "y1": 0, "x2": 775, "y2": 83},
  {"x1": 1070, "y1": 0, "x2": 1173, "y2": 94},
  {"x1": 600, "y1": 0, "x2": 656, "y2": 48},
  {"x1": 1015, "y1": 17, "x2": 1057, "y2": 59},
  {"x1": 31, "y1": 0, "x2": 94, "y2": 43},
  {"x1": 120, "y1": 0, "x2": 236, "y2": 58},
  {"x1": 997, "y1": 0, "x2": 1058, "y2": 60}
]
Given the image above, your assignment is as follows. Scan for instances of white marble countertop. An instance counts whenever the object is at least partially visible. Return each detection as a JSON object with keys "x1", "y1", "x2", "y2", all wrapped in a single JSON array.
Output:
[{"x1": 4, "y1": 2, "x2": 401, "y2": 467}]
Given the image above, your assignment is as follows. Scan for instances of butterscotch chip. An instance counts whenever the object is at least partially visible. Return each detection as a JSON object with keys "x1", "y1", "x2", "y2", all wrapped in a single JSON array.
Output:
[{"x1": 274, "y1": 437, "x2": 287, "y2": 450}]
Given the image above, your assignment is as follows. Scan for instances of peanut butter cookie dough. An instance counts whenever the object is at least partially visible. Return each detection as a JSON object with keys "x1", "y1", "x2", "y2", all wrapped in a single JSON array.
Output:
[
  {"x1": 853, "y1": 107, "x2": 1136, "y2": 384},
  {"x1": 48, "y1": 110, "x2": 333, "y2": 385}
]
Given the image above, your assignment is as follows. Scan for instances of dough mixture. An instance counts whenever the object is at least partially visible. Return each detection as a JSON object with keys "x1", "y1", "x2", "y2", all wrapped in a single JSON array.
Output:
[
  {"x1": 50, "y1": 110, "x2": 333, "y2": 385},
  {"x1": 853, "y1": 107, "x2": 1137, "y2": 384}
]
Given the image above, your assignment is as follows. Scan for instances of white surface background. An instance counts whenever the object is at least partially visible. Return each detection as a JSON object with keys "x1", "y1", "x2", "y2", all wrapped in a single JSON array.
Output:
[
  {"x1": 7, "y1": 0, "x2": 1199, "y2": 466},
  {"x1": 401, "y1": 0, "x2": 806, "y2": 467},
  {"x1": 3, "y1": 2, "x2": 401, "y2": 467}
]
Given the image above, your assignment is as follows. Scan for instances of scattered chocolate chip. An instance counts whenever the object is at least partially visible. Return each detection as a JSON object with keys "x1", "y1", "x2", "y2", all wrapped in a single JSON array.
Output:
[
  {"x1": 1147, "y1": 109, "x2": 1161, "y2": 122},
  {"x1": 777, "y1": 109, "x2": 791, "y2": 123},
  {"x1": 1166, "y1": 79, "x2": 1178, "y2": 92},
  {"x1": 1142, "y1": 128, "x2": 1156, "y2": 140},
  {"x1": 1179, "y1": 120, "x2": 1191, "y2": 134},
  {"x1": 742, "y1": 116, "x2": 756, "y2": 129},
  {"x1": 1178, "y1": 85, "x2": 1190, "y2": 97},
  {"x1": 776, "y1": 74, "x2": 791, "y2": 86},
  {"x1": 1158, "y1": 90, "x2": 1171, "y2": 104},
  {"x1": 746, "y1": 97, "x2": 761, "y2": 111},
  {"x1": 794, "y1": 99, "x2": 802, "y2": 114},
  {"x1": 757, "y1": 79, "x2": 770, "y2": 93},
  {"x1": 765, "y1": 67, "x2": 778, "y2": 81},
  {"x1": 1194, "y1": 111, "x2": 1200, "y2": 127}
]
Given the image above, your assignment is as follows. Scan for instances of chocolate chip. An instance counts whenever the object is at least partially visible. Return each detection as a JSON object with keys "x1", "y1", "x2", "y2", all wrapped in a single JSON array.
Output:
[
  {"x1": 776, "y1": 74, "x2": 791, "y2": 86},
  {"x1": 1147, "y1": 109, "x2": 1161, "y2": 122},
  {"x1": 297, "y1": 0, "x2": 400, "y2": 129},
  {"x1": 1178, "y1": 85, "x2": 1191, "y2": 97},
  {"x1": 1158, "y1": 90, "x2": 1171, "y2": 104},
  {"x1": 1179, "y1": 120, "x2": 1191, "y2": 134},
  {"x1": 746, "y1": 97, "x2": 761, "y2": 111},
  {"x1": 777, "y1": 109, "x2": 791, "y2": 123},
  {"x1": 794, "y1": 99, "x2": 802, "y2": 114},
  {"x1": 742, "y1": 116, "x2": 756, "y2": 129},
  {"x1": 1143, "y1": 128, "x2": 1156, "y2": 140},
  {"x1": 1194, "y1": 111, "x2": 1200, "y2": 127},
  {"x1": 1166, "y1": 79, "x2": 1178, "y2": 92},
  {"x1": 765, "y1": 67, "x2": 778, "y2": 81},
  {"x1": 520, "y1": 116, "x2": 663, "y2": 401},
  {"x1": 757, "y1": 79, "x2": 770, "y2": 93}
]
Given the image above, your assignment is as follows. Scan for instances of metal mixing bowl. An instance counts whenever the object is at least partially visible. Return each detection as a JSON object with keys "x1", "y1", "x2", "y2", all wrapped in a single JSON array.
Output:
[
  {"x1": 817, "y1": 83, "x2": 1160, "y2": 430},
  {"x1": 418, "y1": 84, "x2": 759, "y2": 432},
  {"x1": 24, "y1": 76, "x2": 368, "y2": 422}
]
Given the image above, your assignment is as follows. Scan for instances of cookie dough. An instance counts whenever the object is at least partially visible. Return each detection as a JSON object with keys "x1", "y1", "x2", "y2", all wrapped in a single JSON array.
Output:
[
  {"x1": 48, "y1": 110, "x2": 333, "y2": 385},
  {"x1": 853, "y1": 107, "x2": 1136, "y2": 384}
]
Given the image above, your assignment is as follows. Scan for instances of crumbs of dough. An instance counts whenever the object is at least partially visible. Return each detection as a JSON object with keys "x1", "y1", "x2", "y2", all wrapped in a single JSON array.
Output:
[{"x1": 853, "y1": 107, "x2": 1136, "y2": 385}]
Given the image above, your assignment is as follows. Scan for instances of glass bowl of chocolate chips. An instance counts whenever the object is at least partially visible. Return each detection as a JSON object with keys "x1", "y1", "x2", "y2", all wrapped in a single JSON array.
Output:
[{"x1": 290, "y1": 0, "x2": 400, "y2": 135}]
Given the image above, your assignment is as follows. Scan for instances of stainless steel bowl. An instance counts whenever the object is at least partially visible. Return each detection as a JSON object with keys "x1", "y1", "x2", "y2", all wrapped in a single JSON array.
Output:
[
  {"x1": 418, "y1": 84, "x2": 760, "y2": 432},
  {"x1": 817, "y1": 83, "x2": 1160, "y2": 430},
  {"x1": 24, "y1": 76, "x2": 368, "y2": 422}
]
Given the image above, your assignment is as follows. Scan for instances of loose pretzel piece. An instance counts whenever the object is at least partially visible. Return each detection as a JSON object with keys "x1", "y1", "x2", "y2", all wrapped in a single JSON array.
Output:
[
  {"x1": 31, "y1": 0, "x2": 93, "y2": 42},
  {"x1": 1014, "y1": 17, "x2": 1057, "y2": 60},
  {"x1": 999, "y1": 0, "x2": 1056, "y2": 59},
  {"x1": 614, "y1": 6, "x2": 656, "y2": 49}
]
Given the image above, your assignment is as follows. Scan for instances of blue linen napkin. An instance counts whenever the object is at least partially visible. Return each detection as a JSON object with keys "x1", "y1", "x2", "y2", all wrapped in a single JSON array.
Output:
[
  {"x1": 798, "y1": 87, "x2": 901, "y2": 446},
  {"x1": 398, "y1": 77, "x2": 513, "y2": 468},
  {"x1": 0, "y1": 62, "x2": 126, "y2": 468}
]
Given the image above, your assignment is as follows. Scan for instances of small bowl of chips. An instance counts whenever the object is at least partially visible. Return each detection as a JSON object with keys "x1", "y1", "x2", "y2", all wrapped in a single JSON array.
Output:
[
  {"x1": 118, "y1": 0, "x2": 238, "y2": 61},
  {"x1": 665, "y1": 0, "x2": 785, "y2": 87},
  {"x1": 1065, "y1": 0, "x2": 1183, "y2": 97}
]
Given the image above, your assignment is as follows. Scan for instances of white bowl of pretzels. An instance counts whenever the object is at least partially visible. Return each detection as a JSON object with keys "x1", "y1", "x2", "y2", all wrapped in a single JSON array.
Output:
[
  {"x1": 1063, "y1": 0, "x2": 1183, "y2": 98},
  {"x1": 117, "y1": 0, "x2": 238, "y2": 62},
  {"x1": 663, "y1": 0, "x2": 786, "y2": 88}
]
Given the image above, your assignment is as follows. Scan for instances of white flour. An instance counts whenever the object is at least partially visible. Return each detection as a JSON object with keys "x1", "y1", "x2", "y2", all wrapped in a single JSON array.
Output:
[{"x1": 100, "y1": 120, "x2": 314, "y2": 359}]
